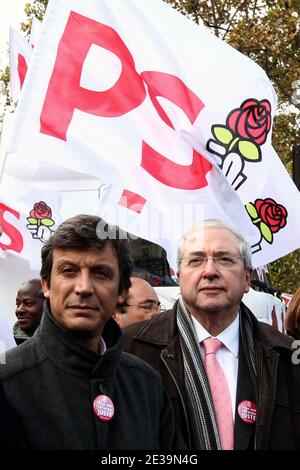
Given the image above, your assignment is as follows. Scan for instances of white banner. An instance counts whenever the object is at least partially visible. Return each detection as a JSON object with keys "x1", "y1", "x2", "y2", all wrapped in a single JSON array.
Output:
[
  {"x1": 0, "y1": 175, "x2": 62, "y2": 269},
  {"x1": 9, "y1": 28, "x2": 32, "y2": 102},
  {"x1": 6, "y1": 0, "x2": 300, "y2": 269},
  {"x1": 29, "y1": 17, "x2": 42, "y2": 48}
]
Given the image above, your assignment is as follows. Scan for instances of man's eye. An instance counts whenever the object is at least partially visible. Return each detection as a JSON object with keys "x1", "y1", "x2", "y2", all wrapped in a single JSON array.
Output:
[
  {"x1": 94, "y1": 269, "x2": 111, "y2": 278},
  {"x1": 188, "y1": 257, "x2": 205, "y2": 266},
  {"x1": 217, "y1": 256, "x2": 234, "y2": 265},
  {"x1": 61, "y1": 267, "x2": 76, "y2": 275}
]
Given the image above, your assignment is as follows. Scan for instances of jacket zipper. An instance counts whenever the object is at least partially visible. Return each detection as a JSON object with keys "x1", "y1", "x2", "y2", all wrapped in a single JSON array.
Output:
[{"x1": 161, "y1": 353, "x2": 192, "y2": 449}]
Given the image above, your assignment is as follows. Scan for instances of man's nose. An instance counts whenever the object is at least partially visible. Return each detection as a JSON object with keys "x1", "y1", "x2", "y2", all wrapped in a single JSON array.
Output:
[
  {"x1": 202, "y1": 257, "x2": 219, "y2": 277},
  {"x1": 75, "y1": 273, "x2": 94, "y2": 295},
  {"x1": 16, "y1": 304, "x2": 25, "y2": 313}
]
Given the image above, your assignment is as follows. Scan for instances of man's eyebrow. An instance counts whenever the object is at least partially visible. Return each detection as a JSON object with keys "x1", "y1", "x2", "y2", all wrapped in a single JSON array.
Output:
[
  {"x1": 184, "y1": 250, "x2": 206, "y2": 256},
  {"x1": 185, "y1": 250, "x2": 233, "y2": 256}
]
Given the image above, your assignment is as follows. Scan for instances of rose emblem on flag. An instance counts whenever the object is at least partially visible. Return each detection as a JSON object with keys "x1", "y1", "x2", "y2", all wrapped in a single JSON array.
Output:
[
  {"x1": 254, "y1": 198, "x2": 287, "y2": 234},
  {"x1": 245, "y1": 197, "x2": 288, "y2": 252},
  {"x1": 227, "y1": 99, "x2": 271, "y2": 146},
  {"x1": 30, "y1": 201, "x2": 52, "y2": 220},
  {"x1": 206, "y1": 98, "x2": 272, "y2": 191},
  {"x1": 26, "y1": 201, "x2": 55, "y2": 243}
]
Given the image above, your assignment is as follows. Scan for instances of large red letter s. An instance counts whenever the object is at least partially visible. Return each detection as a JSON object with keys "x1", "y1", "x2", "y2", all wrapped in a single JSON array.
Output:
[
  {"x1": 40, "y1": 12, "x2": 146, "y2": 141},
  {"x1": 140, "y1": 71, "x2": 212, "y2": 190},
  {"x1": 0, "y1": 203, "x2": 24, "y2": 253}
]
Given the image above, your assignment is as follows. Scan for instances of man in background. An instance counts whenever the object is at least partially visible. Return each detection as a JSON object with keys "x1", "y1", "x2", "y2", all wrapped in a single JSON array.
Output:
[
  {"x1": 114, "y1": 277, "x2": 164, "y2": 328},
  {"x1": 14, "y1": 279, "x2": 45, "y2": 344}
]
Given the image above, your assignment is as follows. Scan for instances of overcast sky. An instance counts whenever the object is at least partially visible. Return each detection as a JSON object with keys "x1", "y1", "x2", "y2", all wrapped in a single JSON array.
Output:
[{"x1": 0, "y1": 1, "x2": 27, "y2": 66}]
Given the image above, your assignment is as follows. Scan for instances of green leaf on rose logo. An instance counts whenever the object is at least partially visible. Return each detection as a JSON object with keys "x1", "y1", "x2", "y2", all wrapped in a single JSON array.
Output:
[
  {"x1": 245, "y1": 202, "x2": 258, "y2": 219},
  {"x1": 41, "y1": 218, "x2": 55, "y2": 227},
  {"x1": 260, "y1": 222, "x2": 273, "y2": 243},
  {"x1": 27, "y1": 217, "x2": 38, "y2": 224},
  {"x1": 238, "y1": 140, "x2": 260, "y2": 161},
  {"x1": 212, "y1": 125, "x2": 233, "y2": 145}
]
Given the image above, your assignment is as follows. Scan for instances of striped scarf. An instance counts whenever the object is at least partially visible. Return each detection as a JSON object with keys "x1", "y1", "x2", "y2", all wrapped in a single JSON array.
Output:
[{"x1": 176, "y1": 297, "x2": 256, "y2": 450}]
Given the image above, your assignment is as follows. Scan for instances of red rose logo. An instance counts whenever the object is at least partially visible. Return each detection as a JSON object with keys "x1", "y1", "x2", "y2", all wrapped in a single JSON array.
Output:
[
  {"x1": 227, "y1": 98, "x2": 271, "y2": 145},
  {"x1": 30, "y1": 201, "x2": 52, "y2": 220},
  {"x1": 255, "y1": 198, "x2": 287, "y2": 233}
]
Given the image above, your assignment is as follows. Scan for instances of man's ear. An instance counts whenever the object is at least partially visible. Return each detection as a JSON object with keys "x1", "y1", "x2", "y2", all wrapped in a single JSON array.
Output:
[
  {"x1": 244, "y1": 268, "x2": 253, "y2": 293},
  {"x1": 117, "y1": 289, "x2": 128, "y2": 306},
  {"x1": 113, "y1": 312, "x2": 121, "y2": 326},
  {"x1": 41, "y1": 278, "x2": 50, "y2": 299}
]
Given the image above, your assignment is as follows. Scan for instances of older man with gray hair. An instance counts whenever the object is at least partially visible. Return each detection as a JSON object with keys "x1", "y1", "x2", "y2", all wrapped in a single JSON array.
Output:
[{"x1": 123, "y1": 219, "x2": 300, "y2": 450}]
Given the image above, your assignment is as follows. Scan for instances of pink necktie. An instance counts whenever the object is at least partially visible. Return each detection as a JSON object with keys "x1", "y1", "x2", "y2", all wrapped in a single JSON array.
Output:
[{"x1": 203, "y1": 338, "x2": 234, "y2": 450}]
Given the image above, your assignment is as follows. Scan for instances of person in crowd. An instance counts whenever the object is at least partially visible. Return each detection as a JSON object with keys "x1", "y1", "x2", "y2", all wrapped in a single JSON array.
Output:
[
  {"x1": 0, "y1": 215, "x2": 184, "y2": 450},
  {"x1": 114, "y1": 277, "x2": 164, "y2": 328},
  {"x1": 14, "y1": 279, "x2": 45, "y2": 345},
  {"x1": 285, "y1": 286, "x2": 300, "y2": 339},
  {"x1": 123, "y1": 219, "x2": 300, "y2": 450}
]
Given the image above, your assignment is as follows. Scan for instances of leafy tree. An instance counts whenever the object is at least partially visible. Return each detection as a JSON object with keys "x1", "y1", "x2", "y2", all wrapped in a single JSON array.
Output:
[
  {"x1": 2, "y1": 0, "x2": 300, "y2": 292},
  {"x1": 20, "y1": 0, "x2": 48, "y2": 35}
]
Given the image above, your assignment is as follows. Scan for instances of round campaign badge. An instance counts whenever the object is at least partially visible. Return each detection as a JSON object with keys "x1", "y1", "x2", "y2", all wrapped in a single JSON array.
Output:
[
  {"x1": 93, "y1": 395, "x2": 115, "y2": 422},
  {"x1": 238, "y1": 400, "x2": 257, "y2": 424}
]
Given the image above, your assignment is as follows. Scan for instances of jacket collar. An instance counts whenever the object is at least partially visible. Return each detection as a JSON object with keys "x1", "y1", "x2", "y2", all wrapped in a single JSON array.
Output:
[
  {"x1": 36, "y1": 301, "x2": 123, "y2": 378},
  {"x1": 132, "y1": 301, "x2": 178, "y2": 346},
  {"x1": 133, "y1": 299, "x2": 293, "y2": 353}
]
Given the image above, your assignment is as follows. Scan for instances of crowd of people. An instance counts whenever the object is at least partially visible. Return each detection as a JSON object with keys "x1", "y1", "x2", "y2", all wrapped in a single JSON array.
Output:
[{"x1": 0, "y1": 214, "x2": 299, "y2": 450}]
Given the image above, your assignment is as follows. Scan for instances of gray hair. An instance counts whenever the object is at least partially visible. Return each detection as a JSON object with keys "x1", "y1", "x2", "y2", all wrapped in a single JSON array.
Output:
[{"x1": 177, "y1": 219, "x2": 252, "y2": 272}]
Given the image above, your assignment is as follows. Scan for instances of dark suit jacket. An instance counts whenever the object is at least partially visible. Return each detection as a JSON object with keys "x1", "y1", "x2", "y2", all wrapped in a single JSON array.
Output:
[{"x1": 123, "y1": 301, "x2": 300, "y2": 449}]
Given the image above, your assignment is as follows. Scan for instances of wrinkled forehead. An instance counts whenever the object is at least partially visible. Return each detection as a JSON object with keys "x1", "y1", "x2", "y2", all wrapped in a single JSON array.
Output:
[
  {"x1": 17, "y1": 285, "x2": 41, "y2": 300},
  {"x1": 182, "y1": 227, "x2": 240, "y2": 255}
]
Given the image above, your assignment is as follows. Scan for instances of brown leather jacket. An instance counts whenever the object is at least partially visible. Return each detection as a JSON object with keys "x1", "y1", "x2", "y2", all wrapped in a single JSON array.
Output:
[{"x1": 123, "y1": 301, "x2": 300, "y2": 449}]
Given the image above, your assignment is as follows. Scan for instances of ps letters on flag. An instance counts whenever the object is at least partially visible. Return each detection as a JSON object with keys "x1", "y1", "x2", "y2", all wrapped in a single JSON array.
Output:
[{"x1": 7, "y1": 0, "x2": 300, "y2": 269}]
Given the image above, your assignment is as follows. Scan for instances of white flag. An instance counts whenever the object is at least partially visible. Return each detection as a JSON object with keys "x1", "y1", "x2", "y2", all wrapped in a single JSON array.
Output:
[
  {"x1": 29, "y1": 17, "x2": 42, "y2": 48},
  {"x1": 9, "y1": 28, "x2": 32, "y2": 102},
  {"x1": 7, "y1": 0, "x2": 300, "y2": 269},
  {"x1": 0, "y1": 175, "x2": 62, "y2": 269}
]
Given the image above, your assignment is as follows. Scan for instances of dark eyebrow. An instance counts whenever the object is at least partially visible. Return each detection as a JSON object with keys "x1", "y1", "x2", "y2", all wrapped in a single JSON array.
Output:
[
  {"x1": 185, "y1": 251, "x2": 206, "y2": 257},
  {"x1": 16, "y1": 296, "x2": 35, "y2": 302},
  {"x1": 186, "y1": 250, "x2": 235, "y2": 256}
]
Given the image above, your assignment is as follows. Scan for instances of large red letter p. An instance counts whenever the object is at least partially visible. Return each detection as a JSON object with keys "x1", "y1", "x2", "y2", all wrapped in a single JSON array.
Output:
[{"x1": 40, "y1": 12, "x2": 146, "y2": 140}]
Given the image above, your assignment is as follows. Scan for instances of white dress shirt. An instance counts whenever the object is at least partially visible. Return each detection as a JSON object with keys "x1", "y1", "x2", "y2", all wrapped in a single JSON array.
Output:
[{"x1": 191, "y1": 313, "x2": 239, "y2": 420}]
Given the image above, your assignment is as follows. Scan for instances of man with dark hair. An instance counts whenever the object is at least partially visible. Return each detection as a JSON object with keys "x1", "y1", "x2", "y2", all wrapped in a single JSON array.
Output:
[
  {"x1": 0, "y1": 215, "x2": 184, "y2": 450},
  {"x1": 14, "y1": 279, "x2": 45, "y2": 345}
]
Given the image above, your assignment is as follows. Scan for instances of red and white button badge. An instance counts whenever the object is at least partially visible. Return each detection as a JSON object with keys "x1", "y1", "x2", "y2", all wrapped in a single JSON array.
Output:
[
  {"x1": 238, "y1": 400, "x2": 257, "y2": 424},
  {"x1": 93, "y1": 395, "x2": 115, "y2": 422}
]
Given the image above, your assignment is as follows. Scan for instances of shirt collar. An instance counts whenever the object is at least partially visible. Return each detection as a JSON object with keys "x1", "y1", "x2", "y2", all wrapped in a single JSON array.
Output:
[
  {"x1": 99, "y1": 336, "x2": 107, "y2": 355},
  {"x1": 191, "y1": 312, "x2": 239, "y2": 358}
]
